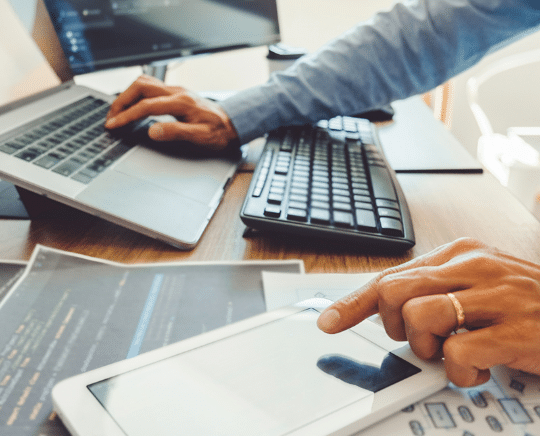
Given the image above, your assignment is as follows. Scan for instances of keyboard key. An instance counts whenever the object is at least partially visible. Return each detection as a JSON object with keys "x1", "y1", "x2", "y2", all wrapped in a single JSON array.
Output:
[
  {"x1": 311, "y1": 193, "x2": 329, "y2": 203},
  {"x1": 354, "y1": 194, "x2": 371, "y2": 204},
  {"x1": 369, "y1": 166, "x2": 397, "y2": 201},
  {"x1": 17, "y1": 134, "x2": 36, "y2": 145},
  {"x1": 274, "y1": 165, "x2": 289, "y2": 175},
  {"x1": 291, "y1": 180, "x2": 309, "y2": 190},
  {"x1": 355, "y1": 202, "x2": 373, "y2": 210},
  {"x1": 311, "y1": 187, "x2": 329, "y2": 196},
  {"x1": 425, "y1": 403, "x2": 455, "y2": 429},
  {"x1": 264, "y1": 205, "x2": 281, "y2": 217},
  {"x1": 333, "y1": 211, "x2": 354, "y2": 227},
  {"x1": 352, "y1": 182, "x2": 369, "y2": 190},
  {"x1": 380, "y1": 217, "x2": 404, "y2": 236},
  {"x1": 53, "y1": 159, "x2": 85, "y2": 177},
  {"x1": 312, "y1": 169, "x2": 329, "y2": 177},
  {"x1": 499, "y1": 398, "x2": 532, "y2": 424},
  {"x1": 71, "y1": 172, "x2": 93, "y2": 184},
  {"x1": 15, "y1": 148, "x2": 43, "y2": 162},
  {"x1": 287, "y1": 208, "x2": 307, "y2": 221},
  {"x1": 6, "y1": 140, "x2": 27, "y2": 150},
  {"x1": 290, "y1": 187, "x2": 308, "y2": 196},
  {"x1": 288, "y1": 201, "x2": 307, "y2": 210},
  {"x1": 293, "y1": 169, "x2": 309, "y2": 178},
  {"x1": 328, "y1": 118, "x2": 342, "y2": 130},
  {"x1": 289, "y1": 194, "x2": 308, "y2": 204},
  {"x1": 333, "y1": 195, "x2": 350, "y2": 204},
  {"x1": 34, "y1": 155, "x2": 62, "y2": 169},
  {"x1": 378, "y1": 208, "x2": 401, "y2": 220},
  {"x1": 355, "y1": 209, "x2": 377, "y2": 231},
  {"x1": 310, "y1": 208, "x2": 330, "y2": 224},
  {"x1": 267, "y1": 193, "x2": 283, "y2": 204},
  {"x1": 312, "y1": 175, "x2": 329, "y2": 183},
  {"x1": 333, "y1": 201, "x2": 352, "y2": 211},
  {"x1": 0, "y1": 143, "x2": 19, "y2": 154},
  {"x1": 312, "y1": 181, "x2": 329, "y2": 190},
  {"x1": 292, "y1": 175, "x2": 309, "y2": 185},
  {"x1": 269, "y1": 186, "x2": 285, "y2": 196},
  {"x1": 78, "y1": 168, "x2": 100, "y2": 179},
  {"x1": 270, "y1": 179, "x2": 286, "y2": 189},
  {"x1": 375, "y1": 198, "x2": 399, "y2": 210},
  {"x1": 311, "y1": 200, "x2": 329, "y2": 209}
]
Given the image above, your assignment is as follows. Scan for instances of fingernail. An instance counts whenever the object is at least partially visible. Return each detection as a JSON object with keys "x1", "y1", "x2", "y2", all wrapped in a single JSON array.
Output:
[
  {"x1": 149, "y1": 123, "x2": 164, "y2": 140},
  {"x1": 317, "y1": 309, "x2": 341, "y2": 332},
  {"x1": 104, "y1": 117, "x2": 116, "y2": 128}
]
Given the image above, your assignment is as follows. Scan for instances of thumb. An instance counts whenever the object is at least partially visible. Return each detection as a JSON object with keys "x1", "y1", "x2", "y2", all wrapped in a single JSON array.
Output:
[{"x1": 148, "y1": 122, "x2": 183, "y2": 142}]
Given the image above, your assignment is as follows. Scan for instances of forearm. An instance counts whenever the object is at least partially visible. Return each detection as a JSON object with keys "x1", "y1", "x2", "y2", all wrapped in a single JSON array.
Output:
[{"x1": 221, "y1": 0, "x2": 540, "y2": 144}]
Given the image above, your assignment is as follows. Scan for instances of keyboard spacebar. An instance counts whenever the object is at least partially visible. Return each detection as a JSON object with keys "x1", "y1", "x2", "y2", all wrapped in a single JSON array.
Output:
[{"x1": 369, "y1": 166, "x2": 397, "y2": 201}]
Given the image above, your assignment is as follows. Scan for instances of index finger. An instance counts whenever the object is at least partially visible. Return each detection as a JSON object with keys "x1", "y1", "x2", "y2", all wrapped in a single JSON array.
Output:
[
  {"x1": 316, "y1": 237, "x2": 487, "y2": 333},
  {"x1": 107, "y1": 75, "x2": 171, "y2": 119}
]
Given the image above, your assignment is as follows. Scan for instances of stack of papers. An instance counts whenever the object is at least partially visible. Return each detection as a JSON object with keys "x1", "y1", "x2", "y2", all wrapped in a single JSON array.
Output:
[{"x1": 0, "y1": 247, "x2": 302, "y2": 436}]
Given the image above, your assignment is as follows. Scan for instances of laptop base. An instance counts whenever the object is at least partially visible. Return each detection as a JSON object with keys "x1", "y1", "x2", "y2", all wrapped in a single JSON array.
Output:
[
  {"x1": 15, "y1": 185, "x2": 82, "y2": 219},
  {"x1": 0, "y1": 181, "x2": 29, "y2": 219}
]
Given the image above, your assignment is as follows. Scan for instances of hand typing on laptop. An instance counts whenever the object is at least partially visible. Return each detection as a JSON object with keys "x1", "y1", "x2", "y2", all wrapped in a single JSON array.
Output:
[
  {"x1": 317, "y1": 237, "x2": 540, "y2": 387},
  {"x1": 105, "y1": 75, "x2": 238, "y2": 151}
]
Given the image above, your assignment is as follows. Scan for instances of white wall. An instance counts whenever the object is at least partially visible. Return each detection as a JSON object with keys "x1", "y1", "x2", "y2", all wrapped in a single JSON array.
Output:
[
  {"x1": 0, "y1": 0, "x2": 58, "y2": 104},
  {"x1": 7, "y1": 0, "x2": 37, "y2": 31},
  {"x1": 448, "y1": 31, "x2": 540, "y2": 157}
]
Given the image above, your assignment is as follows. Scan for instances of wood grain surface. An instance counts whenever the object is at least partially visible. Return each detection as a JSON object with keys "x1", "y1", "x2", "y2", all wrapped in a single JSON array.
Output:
[{"x1": 1, "y1": 170, "x2": 538, "y2": 277}]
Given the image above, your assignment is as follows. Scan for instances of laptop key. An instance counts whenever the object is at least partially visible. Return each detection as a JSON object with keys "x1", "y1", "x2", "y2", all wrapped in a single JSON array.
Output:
[
  {"x1": 17, "y1": 135, "x2": 36, "y2": 146},
  {"x1": 4, "y1": 140, "x2": 26, "y2": 150},
  {"x1": 34, "y1": 155, "x2": 62, "y2": 169},
  {"x1": 0, "y1": 143, "x2": 19, "y2": 154},
  {"x1": 15, "y1": 148, "x2": 43, "y2": 162},
  {"x1": 53, "y1": 159, "x2": 85, "y2": 177},
  {"x1": 71, "y1": 172, "x2": 93, "y2": 184}
]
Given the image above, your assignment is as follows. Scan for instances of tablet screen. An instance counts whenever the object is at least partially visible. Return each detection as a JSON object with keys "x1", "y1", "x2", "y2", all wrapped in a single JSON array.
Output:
[{"x1": 88, "y1": 309, "x2": 419, "y2": 435}]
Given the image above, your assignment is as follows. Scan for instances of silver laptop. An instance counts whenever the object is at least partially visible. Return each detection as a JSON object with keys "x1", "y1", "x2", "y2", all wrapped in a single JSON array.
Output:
[{"x1": 0, "y1": 81, "x2": 240, "y2": 249}]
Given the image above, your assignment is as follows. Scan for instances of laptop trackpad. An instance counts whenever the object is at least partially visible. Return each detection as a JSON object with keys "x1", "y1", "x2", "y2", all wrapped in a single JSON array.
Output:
[
  {"x1": 76, "y1": 171, "x2": 211, "y2": 246},
  {"x1": 115, "y1": 147, "x2": 235, "y2": 204}
]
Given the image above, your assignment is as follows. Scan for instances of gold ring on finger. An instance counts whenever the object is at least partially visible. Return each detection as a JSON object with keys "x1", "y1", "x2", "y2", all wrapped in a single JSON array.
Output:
[{"x1": 446, "y1": 292, "x2": 465, "y2": 332}]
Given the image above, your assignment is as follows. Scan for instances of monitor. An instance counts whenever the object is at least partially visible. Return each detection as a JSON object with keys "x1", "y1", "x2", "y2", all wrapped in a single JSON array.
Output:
[{"x1": 41, "y1": 0, "x2": 281, "y2": 77}]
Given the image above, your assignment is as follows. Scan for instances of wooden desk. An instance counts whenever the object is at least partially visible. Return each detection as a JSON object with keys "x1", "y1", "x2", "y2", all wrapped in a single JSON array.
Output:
[{"x1": 1, "y1": 162, "x2": 540, "y2": 273}]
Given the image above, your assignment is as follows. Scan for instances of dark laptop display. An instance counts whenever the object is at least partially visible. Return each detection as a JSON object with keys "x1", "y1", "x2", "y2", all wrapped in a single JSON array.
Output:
[{"x1": 42, "y1": 0, "x2": 281, "y2": 75}]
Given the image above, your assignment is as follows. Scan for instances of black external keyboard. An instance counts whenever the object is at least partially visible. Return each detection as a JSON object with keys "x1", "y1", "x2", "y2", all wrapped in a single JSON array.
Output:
[{"x1": 240, "y1": 116, "x2": 415, "y2": 251}]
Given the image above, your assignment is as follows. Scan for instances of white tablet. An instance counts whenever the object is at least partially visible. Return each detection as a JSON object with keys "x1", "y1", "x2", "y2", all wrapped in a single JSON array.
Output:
[{"x1": 52, "y1": 298, "x2": 447, "y2": 436}]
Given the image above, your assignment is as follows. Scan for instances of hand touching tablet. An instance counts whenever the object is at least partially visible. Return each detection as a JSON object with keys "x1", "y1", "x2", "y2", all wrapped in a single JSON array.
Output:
[{"x1": 318, "y1": 237, "x2": 540, "y2": 387}]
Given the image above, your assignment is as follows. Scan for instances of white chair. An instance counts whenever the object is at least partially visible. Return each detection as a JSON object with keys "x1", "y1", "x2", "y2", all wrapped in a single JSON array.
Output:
[{"x1": 466, "y1": 49, "x2": 540, "y2": 216}]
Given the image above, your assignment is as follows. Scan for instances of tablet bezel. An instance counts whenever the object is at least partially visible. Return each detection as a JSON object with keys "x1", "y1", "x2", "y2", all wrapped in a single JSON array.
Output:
[{"x1": 52, "y1": 298, "x2": 447, "y2": 436}]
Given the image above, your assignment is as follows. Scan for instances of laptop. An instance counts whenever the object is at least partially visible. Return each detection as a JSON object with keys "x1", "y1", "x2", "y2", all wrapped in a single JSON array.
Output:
[
  {"x1": 0, "y1": 80, "x2": 240, "y2": 249},
  {"x1": 0, "y1": 0, "x2": 242, "y2": 249}
]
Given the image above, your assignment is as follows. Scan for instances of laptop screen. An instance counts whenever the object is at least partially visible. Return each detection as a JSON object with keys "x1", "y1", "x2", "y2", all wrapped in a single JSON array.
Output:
[{"x1": 42, "y1": 0, "x2": 280, "y2": 75}]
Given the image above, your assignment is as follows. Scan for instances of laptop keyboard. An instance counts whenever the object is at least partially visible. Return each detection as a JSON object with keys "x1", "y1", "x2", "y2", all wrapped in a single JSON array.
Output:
[
  {"x1": 0, "y1": 96, "x2": 132, "y2": 184},
  {"x1": 240, "y1": 116, "x2": 415, "y2": 251}
]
